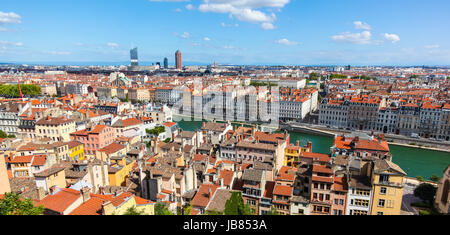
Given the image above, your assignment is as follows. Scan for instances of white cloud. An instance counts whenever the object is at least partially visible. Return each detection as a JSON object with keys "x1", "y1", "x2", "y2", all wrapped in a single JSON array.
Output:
[
  {"x1": 0, "y1": 12, "x2": 22, "y2": 25},
  {"x1": 107, "y1": 42, "x2": 119, "y2": 48},
  {"x1": 203, "y1": 37, "x2": 211, "y2": 41},
  {"x1": 261, "y1": 22, "x2": 275, "y2": 30},
  {"x1": 222, "y1": 45, "x2": 236, "y2": 49},
  {"x1": 221, "y1": 22, "x2": 239, "y2": 27},
  {"x1": 49, "y1": 51, "x2": 71, "y2": 55},
  {"x1": 275, "y1": 38, "x2": 298, "y2": 46},
  {"x1": 198, "y1": 0, "x2": 289, "y2": 29},
  {"x1": 174, "y1": 8, "x2": 182, "y2": 12},
  {"x1": 353, "y1": 21, "x2": 371, "y2": 30},
  {"x1": 332, "y1": 31, "x2": 372, "y2": 45},
  {"x1": 383, "y1": 33, "x2": 400, "y2": 43},
  {"x1": 0, "y1": 41, "x2": 23, "y2": 47},
  {"x1": 424, "y1": 44, "x2": 439, "y2": 49},
  {"x1": 186, "y1": 4, "x2": 194, "y2": 10},
  {"x1": 181, "y1": 32, "x2": 190, "y2": 39}
]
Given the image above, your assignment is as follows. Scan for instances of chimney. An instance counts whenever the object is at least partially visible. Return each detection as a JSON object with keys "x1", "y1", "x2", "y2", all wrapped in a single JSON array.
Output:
[
  {"x1": 220, "y1": 178, "x2": 224, "y2": 188},
  {"x1": 36, "y1": 187, "x2": 46, "y2": 200},
  {"x1": 98, "y1": 186, "x2": 104, "y2": 195},
  {"x1": 81, "y1": 186, "x2": 91, "y2": 202},
  {"x1": 208, "y1": 186, "x2": 212, "y2": 198},
  {"x1": 296, "y1": 140, "x2": 300, "y2": 147},
  {"x1": 49, "y1": 185, "x2": 58, "y2": 195}
]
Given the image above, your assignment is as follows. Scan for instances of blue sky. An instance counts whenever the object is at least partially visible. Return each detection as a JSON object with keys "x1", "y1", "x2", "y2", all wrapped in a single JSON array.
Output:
[{"x1": 0, "y1": 0, "x2": 449, "y2": 65}]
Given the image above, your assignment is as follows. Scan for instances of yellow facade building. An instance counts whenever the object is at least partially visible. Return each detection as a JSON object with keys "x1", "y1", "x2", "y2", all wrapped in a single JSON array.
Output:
[
  {"x1": 67, "y1": 141, "x2": 85, "y2": 161},
  {"x1": 284, "y1": 142, "x2": 311, "y2": 168},
  {"x1": 100, "y1": 192, "x2": 155, "y2": 215},
  {"x1": 108, "y1": 156, "x2": 136, "y2": 187},
  {"x1": 34, "y1": 167, "x2": 67, "y2": 193},
  {"x1": 370, "y1": 159, "x2": 407, "y2": 215}
]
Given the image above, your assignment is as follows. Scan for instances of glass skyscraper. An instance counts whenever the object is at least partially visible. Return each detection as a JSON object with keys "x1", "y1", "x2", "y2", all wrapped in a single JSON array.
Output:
[
  {"x1": 130, "y1": 47, "x2": 139, "y2": 66},
  {"x1": 164, "y1": 57, "x2": 168, "y2": 69}
]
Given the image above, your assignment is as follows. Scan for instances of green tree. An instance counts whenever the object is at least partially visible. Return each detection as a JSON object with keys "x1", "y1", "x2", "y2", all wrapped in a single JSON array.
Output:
[
  {"x1": 430, "y1": 175, "x2": 441, "y2": 182},
  {"x1": 123, "y1": 206, "x2": 145, "y2": 215},
  {"x1": 163, "y1": 138, "x2": 171, "y2": 143},
  {"x1": 224, "y1": 192, "x2": 253, "y2": 215},
  {"x1": 154, "y1": 202, "x2": 174, "y2": 215},
  {"x1": 184, "y1": 205, "x2": 193, "y2": 215},
  {"x1": 416, "y1": 176, "x2": 424, "y2": 182},
  {"x1": 0, "y1": 130, "x2": 8, "y2": 138},
  {"x1": 0, "y1": 192, "x2": 45, "y2": 215},
  {"x1": 330, "y1": 74, "x2": 347, "y2": 79},
  {"x1": 146, "y1": 126, "x2": 166, "y2": 136},
  {"x1": 309, "y1": 72, "x2": 318, "y2": 80},
  {"x1": 0, "y1": 84, "x2": 41, "y2": 97},
  {"x1": 414, "y1": 183, "x2": 437, "y2": 205}
]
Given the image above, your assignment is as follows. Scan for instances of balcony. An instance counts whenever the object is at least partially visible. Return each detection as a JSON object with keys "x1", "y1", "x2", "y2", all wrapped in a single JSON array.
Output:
[
  {"x1": 311, "y1": 199, "x2": 332, "y2": 205},
  {"x1": 376, "y1": 181, "x2": 404, "y2": 188}
]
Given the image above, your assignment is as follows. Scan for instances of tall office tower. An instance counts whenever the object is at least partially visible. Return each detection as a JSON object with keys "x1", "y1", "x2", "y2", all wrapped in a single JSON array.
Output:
[
  {"x1": 164, "y1": 57, "x2": 168, "y2": 69},
  {"x1": 175, "y1": 50, "x2": 182, "y2": 70},
  {"x1": 130, "y1": 47, "x2": 139, "y2": 66}
]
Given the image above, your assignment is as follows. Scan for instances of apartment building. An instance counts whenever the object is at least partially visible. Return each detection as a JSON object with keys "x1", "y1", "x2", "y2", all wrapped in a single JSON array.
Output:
[
  {"x1": 35, "y1": 116, "x2": 75, "y2": 142},
  {"x1": 0, "y1": 102, "x2": 28, "y2": 135},
  {"x1": 310, "y1": 164, "x2": 334, "y2": 215},
  {"x1": 70, "y1": 125, "x2": 116, "y2": 156},
  {"x1": 370, "y1": 159, "x2": 406, "y2": 215},
  {"x1": 241, "y1": 169, "x2": 266, "y2": 214},
  {"x1": 346, "y1": 175, "x2": 373, "y2": 215}
]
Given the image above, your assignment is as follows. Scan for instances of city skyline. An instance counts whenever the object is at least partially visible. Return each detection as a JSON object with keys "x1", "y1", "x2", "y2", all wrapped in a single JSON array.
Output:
[{"x1": 1, "y1": 0, "x2": 450, "y2": 65}]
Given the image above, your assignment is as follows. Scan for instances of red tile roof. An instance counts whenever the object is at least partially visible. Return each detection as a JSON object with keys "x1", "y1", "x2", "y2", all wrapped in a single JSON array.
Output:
[
  {"x1": 312, "y1": 176, "x2": 334, "y2": 184},
  {"x1": 217, "y1": 170, "x2": 234, "y2": 186},
  {"x1": 312, "y1": 164, "x2": 333, "y2": 174},
  {"x1": 99, "y1": 142, "x2": 125, "y2": 155},
  {"x1": 191, "y1": 184, "x2": 219, "y2": 208},
  {"x1": 163, "y1": 122, "x2": 177, "y2": 128},
  {"x1": 31, "y1": 155, "x2": 47, "y2": 166},
  {"x1": 122, "y1": 118, "x2": 143, "y2": 127},
  {"x1": 36, "y1": 188, "x2": 81, "y2": 214},
  {"x1": 273, "y1": 185, "x2": 293, "y2": 196},
  {"x1": 69, "y1": 197, "x2": 104, "y2": 215},
  {"x1": 10, "y1": 155, "x2": 34, "y2": 164},
  {"x1": 299, "y1": 152, "x2": 331, "y2": 163}
]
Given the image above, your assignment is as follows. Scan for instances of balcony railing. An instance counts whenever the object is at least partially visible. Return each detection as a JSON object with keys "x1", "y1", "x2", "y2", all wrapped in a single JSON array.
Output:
[{"x1": 377, "y1": 181, "x2": 404, "y2": 187}]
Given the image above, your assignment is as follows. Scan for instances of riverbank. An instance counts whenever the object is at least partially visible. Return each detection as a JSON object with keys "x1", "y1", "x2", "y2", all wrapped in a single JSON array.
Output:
[{"x1": 386, "y1": 141, "x2": 450, "y2": 153}]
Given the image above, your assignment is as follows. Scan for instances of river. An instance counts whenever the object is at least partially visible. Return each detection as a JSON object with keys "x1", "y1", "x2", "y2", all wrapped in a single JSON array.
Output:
[{"x1": 175, "y1": 120, "x2": 450, "y2": 179}]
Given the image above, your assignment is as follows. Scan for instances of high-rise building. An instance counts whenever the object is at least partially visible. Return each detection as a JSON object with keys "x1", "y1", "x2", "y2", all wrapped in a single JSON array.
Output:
[
  {"x1": 130, "y1": 47, "x2": 139, "y2": 66},
  {"x1": 175, "y1": 50, "x2": 182, "y2": 70},
  {"x1": 164, "y1": 57, "x2": 168, "y2": 69}
]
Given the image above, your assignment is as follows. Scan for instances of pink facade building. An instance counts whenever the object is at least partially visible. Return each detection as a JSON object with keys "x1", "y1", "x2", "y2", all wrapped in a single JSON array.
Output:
[{"x1": 70, "y1": 125, "x2": 116, "y2": 156}]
